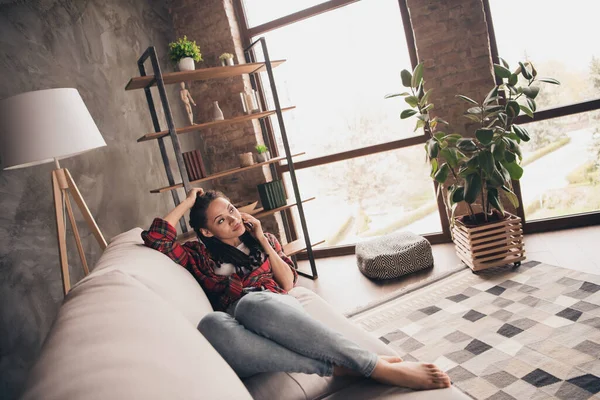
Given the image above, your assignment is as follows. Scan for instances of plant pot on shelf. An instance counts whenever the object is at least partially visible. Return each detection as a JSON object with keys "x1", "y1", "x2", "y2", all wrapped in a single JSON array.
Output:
[
  {"x1": 239, "y1": 152, "x2": 254, "y2": 167},
  {"x1": 177, "y1": 57, "x2": 195, "y2": 71},
  {"x1": 256, "y1": 151, "x2": 270, "y2": 163},
  {"x1": 220, "y1": 58, "x2": 234, "y2": 67},
  {"x1": 452, "y1": 211, "x2": 525, "y2": 272}
]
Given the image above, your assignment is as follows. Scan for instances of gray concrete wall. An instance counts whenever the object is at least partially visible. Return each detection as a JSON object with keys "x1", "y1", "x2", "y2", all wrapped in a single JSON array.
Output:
[{"x1": 0, "y1": 1, "x2": 202, "y2": 397}]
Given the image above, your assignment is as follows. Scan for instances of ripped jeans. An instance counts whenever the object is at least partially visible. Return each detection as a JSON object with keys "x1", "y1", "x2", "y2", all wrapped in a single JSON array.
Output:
[{"x1": 197, "y1": 291, "x2": 379, "y2": 378}]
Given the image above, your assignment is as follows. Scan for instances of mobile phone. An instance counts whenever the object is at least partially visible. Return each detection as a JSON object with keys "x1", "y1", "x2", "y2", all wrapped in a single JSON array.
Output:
[{"x1": 244, "y1": 221, "x2": 254, "y2": 230}]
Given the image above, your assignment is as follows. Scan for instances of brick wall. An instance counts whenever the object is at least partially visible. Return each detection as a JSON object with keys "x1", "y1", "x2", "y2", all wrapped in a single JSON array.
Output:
[
  {"x1": 405, "y1": 0, "x2": 518, "y2": 216},
  {"x1": 168, "y1": 0, "x2": 282, "y2": 236},
  {"x1": 407, "y1": 0, "x2": 495, "y2": 134}
]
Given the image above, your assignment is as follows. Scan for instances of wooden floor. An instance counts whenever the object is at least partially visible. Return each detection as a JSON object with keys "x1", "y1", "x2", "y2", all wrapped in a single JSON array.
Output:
[{"x1": 296, "y1": 225, "x2": 600, "y2": 315}]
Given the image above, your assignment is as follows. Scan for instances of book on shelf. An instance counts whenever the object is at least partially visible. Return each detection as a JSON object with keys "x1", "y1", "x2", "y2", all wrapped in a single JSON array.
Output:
[
  {"x1": 182, "y1": 149, "x2": 207, "y2": 181},
  {"x1": 182, "y1": 152, "x2": 196, "y2": 181},
  {"x1": 193, "y1": 149, "x2": 207, "y2": 178}
]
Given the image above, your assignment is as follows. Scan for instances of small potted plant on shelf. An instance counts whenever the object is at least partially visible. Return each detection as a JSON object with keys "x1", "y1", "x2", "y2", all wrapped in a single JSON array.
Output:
[
  {"x1": 219, "y1": 52, "x2": 235, "y2": 67},
  {"x1": 386, "y1": 59, "x2": 559, "y2": 272},
  {"x1": 256, "y1": 144, "x2": 270, "y2": 163},
  {"x1": 168, "y1": 36, "x2": 202, "y2": 71}
]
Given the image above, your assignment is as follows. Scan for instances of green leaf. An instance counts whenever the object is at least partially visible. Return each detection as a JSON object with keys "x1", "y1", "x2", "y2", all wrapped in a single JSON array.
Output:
[
  {"x1": 440, "y1": 147, "x2": 459, "y2": 168},
  {"x1": 427, "y1": 140, "x2": 439, "y2": 158},
  {"x1": 501, "y1": 185, "x2": 520, "y2": 208},
  {"x1": 512, "y1": 125, "x2": 531, "y2": 142},
  {"x1": 504, "y1": 149, "x2": 516, "y2": 163},
  {"x1": 420, "y1": 89, "x2": 433, "y2": 106},
  {"x1": 538, "y1": 77, "x2": 560, "y2": 85},
  {"x1": 436, "y1": 118, "x2": 450, "y2": 125},
  {"x1": 484, "y1": 87, "x2": 499, "y2": 104},
  {"x1": 456, "y1": 95, "x2": 479, "y2": 105},
  {"x1": 414, "y1": 119, "x2": 425, "y2": 132},
  {"x1": 405, "y1": 96, "x2": 419, "y2": 107},
  {"x1": 464, "y1": 173, "x2": 482, "y2": 204},
  {"x1": 492, "y1": 140, "x2": 506, "y2": 161},
  {"x1": 487, "y1": 187, "x2": 505, "y2": 215},
  {"x1": 384, "y1": 92, "x2": 410, "y2": 99},
  {"x1": 401, "y1": 69, "x2": 413, "y2": 87},
  {"x1": 412, "y1": 62, "x2": 424, "y2": 88},
  {"x1": 519, "y1": 105, "x2": 534, "y2": 118},
  {"x1": 494, "y1": 64, "x2": 512, "y2": 79},
  {"x1": 467, "y1": 106, "x2": 483, "y2": 115},
  {"x1": 451, "y1": 186, "x2": 465, "y2": 204},
  {"x1": 521, "y1": 86, "x2": 539, "y2": 99},
  {"x1": 475, "y1": 129, "x2": 494, "y2": 145},
  {"x1": 464, "y1": 114, "x2": 481, "y2": 123},
  {"x1": 497, "y1": 161, "x2": 511, "y2": 182},
  {"x1": 434, "y1": 163, "x2": 450, "y2": 183},
  {"x1": 527, "y1": 98, "x2": 537, "y2": 112},
  {"x1": 434, "y1": 131, "x2": 446, "y2": 140},
  {"x1": 457, "y1": 138, "x2": 478, "y2": 152},
  {"x1": 443, "y1": 133, "x2": 463, "y2": 144},
  {"x1": 430, "y1": 158, "x2": 438, "y2": 177},
  {"x1": 502, "y1": 161, "x2": 524, "y2": 180},
  {"x1": 422, "y1": 103, "x2": 434, "y2": 112},
  {"x1": 478, "y1": 150, "x2": 495, "y2": 175},
  {"x1": 400, "y1": 109, "x2": 417, "y2": 119},
  {"x1": 519, "y1": 62, "x2": 532, "y2": 80},
  {"x1": 508, "y1": 73, "x2": 518, "y2": 86},
  {"x1": 506, "y1": 101, "x2": 520, "y2": 118},
  {"x1": 499, "y1": 57, "x2": 510, "y2": 69}
]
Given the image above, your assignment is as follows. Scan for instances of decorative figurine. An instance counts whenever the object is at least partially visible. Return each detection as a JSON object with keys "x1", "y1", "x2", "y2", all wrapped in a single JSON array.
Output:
[{"x1": 179, "y1": 82, "x2": 196, "y2": 125}]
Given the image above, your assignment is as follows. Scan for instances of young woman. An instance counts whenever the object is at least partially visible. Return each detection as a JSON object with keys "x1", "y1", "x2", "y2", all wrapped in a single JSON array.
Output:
[{"x1": 142, "y1": 188, "x2": 451, "y2": 390}]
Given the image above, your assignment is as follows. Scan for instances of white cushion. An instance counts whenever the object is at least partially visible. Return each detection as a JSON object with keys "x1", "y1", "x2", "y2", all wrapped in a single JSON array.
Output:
[
  {"x1": 22, "y1": 270, "x2": 252, "y2": 400},
  {"x1": 77, "y1": 228, "x2": 214, "y2": 326}
]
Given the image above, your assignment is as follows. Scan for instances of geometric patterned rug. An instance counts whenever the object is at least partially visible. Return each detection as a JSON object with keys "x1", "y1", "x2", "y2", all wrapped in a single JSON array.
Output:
[{"x1": 351, "y1": 261, "x2": 600, "y2": 400}]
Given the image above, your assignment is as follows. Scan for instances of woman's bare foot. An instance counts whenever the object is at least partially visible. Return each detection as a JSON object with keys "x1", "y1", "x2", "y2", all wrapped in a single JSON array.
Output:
[
  {"x1": 370, "y1": 359, "x2": 451, "y2": 390},
  {"x1": 333, "y1": 355, "x2": 403, "y2": 377}
]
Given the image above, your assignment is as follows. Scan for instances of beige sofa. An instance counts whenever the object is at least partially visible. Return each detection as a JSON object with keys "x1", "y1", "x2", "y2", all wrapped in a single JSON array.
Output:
[{"x1": 21, "y1": 228, "x2": 469, "y2": 400}]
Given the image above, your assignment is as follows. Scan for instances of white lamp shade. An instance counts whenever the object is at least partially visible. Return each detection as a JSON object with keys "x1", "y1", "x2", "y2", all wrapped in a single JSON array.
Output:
[{"x1": 0, "y1": 88, "x2": 107, "y2": 170}]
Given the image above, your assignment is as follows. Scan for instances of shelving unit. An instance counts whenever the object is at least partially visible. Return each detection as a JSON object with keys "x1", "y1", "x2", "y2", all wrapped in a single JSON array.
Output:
[{"x1": 126, "y1": 39, "x2": 319, "y2": 279}]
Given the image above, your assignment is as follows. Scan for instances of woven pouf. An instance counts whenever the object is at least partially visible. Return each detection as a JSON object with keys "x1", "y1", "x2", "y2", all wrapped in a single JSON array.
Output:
[{"x1": 356, "y1": 232, "x2": 434, "y2": 279}]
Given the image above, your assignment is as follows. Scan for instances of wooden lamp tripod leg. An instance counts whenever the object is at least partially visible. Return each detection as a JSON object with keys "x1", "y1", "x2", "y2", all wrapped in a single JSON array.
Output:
[
  {"x1": 52, "y1": 170, "x2": 71, "y2": 295},
  {"x1": 52, "y1": 167, "x2": 108, "y2": 296}
]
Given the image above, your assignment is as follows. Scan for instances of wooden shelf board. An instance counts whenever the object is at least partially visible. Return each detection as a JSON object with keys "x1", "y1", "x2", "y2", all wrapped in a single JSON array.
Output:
[
  {"x1": 284, "y1": 238, "x2": 325, "y2": 257},
  {"x1": 150, "y1": 152, "x2": 305, "y2": 193},
  {"x1": 126, "y1": 60, "x2": 286, "y2": 91},
  {"x1": 253, "y1": 197, "x2": 316, "y2": 219},
  {"x1": 138, "y1": 107, "x2": 296, "y2": 142}
]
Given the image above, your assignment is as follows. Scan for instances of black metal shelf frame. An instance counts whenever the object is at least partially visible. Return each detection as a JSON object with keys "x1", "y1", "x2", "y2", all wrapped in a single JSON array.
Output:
[{"x1": 133, "y1": 38, "x2": 318, "y2": 279}]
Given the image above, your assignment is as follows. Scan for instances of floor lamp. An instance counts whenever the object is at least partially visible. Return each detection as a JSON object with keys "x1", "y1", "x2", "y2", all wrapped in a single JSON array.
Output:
[{"x1": 0, "y1": 88, "x2": 108, "y2": 295}]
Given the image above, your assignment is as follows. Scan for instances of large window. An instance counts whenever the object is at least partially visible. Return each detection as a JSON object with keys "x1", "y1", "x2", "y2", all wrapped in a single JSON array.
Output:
[
  {"x1": 489, "y1": 0, "x2": 600, "y2": 110},
  {"x1": 489, "y1": 0, "x2": 600, "y2": 222},
  {"x1": 519, "y1": 111, "x2": 600, "y2": 220},
  {"x1": 284, "y1": 146, "x2": 442, "y2": 246},
  {"x1": 241, "y1": 0, "x2": 443, "y2": 243},
  {"x1": 251, "y1": 0, "x2": 417, "y2": 159}
]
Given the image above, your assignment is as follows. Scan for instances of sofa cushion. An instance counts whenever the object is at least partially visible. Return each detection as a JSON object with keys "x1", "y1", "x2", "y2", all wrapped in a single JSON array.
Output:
[
  {"x1": 79, "y1": 227, "x2": 214, "y2": 326},
  {"x1": 22, "y1": 270, "x2": 252, "y2": 400}
]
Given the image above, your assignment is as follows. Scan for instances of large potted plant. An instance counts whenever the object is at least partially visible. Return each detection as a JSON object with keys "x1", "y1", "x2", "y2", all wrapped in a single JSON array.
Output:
[
  {"x1": 168, "y1": 36, "x2": 202, "y2": 71},
  {"x1": 387, "y1": 60, "x2": 559, "y2": 271}
]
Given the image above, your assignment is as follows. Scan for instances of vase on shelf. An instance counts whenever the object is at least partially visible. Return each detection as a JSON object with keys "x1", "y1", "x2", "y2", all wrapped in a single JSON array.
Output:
[
  {"x1": 220, "y1": 58, "x2": 234, "y2": 67},
  {"x1": 177, "y1": 57, "x2": 195, "y2": 71},
  {"x1": 212, "y1": 101, "x2": 224, "y2": 121}
]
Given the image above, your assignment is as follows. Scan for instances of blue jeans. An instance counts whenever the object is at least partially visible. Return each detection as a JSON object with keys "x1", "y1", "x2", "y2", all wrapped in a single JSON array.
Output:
[{"x1": 197, "y1": 291, "x2": 379, "y2": 378}]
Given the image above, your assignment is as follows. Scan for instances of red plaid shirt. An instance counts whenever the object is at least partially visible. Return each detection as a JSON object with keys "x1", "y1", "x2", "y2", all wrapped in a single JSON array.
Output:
[{"x1": 141, "y1": 218, "x2": 298, "y2": 311}]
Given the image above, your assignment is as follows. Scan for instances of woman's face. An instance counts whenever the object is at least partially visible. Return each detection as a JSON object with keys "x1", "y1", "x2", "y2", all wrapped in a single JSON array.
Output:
[{"x1": 201, "y1": 197, "x2": 245, "y2": 241}]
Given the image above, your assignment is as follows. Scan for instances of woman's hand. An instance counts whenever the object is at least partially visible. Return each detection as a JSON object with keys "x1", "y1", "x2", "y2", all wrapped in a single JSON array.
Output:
[
  {"x1": 184, "y1": 187, "x2": 204, "y2": 209},
  {"x1": 240, "y1": 212, "x2": 266, "y2": 243}
]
